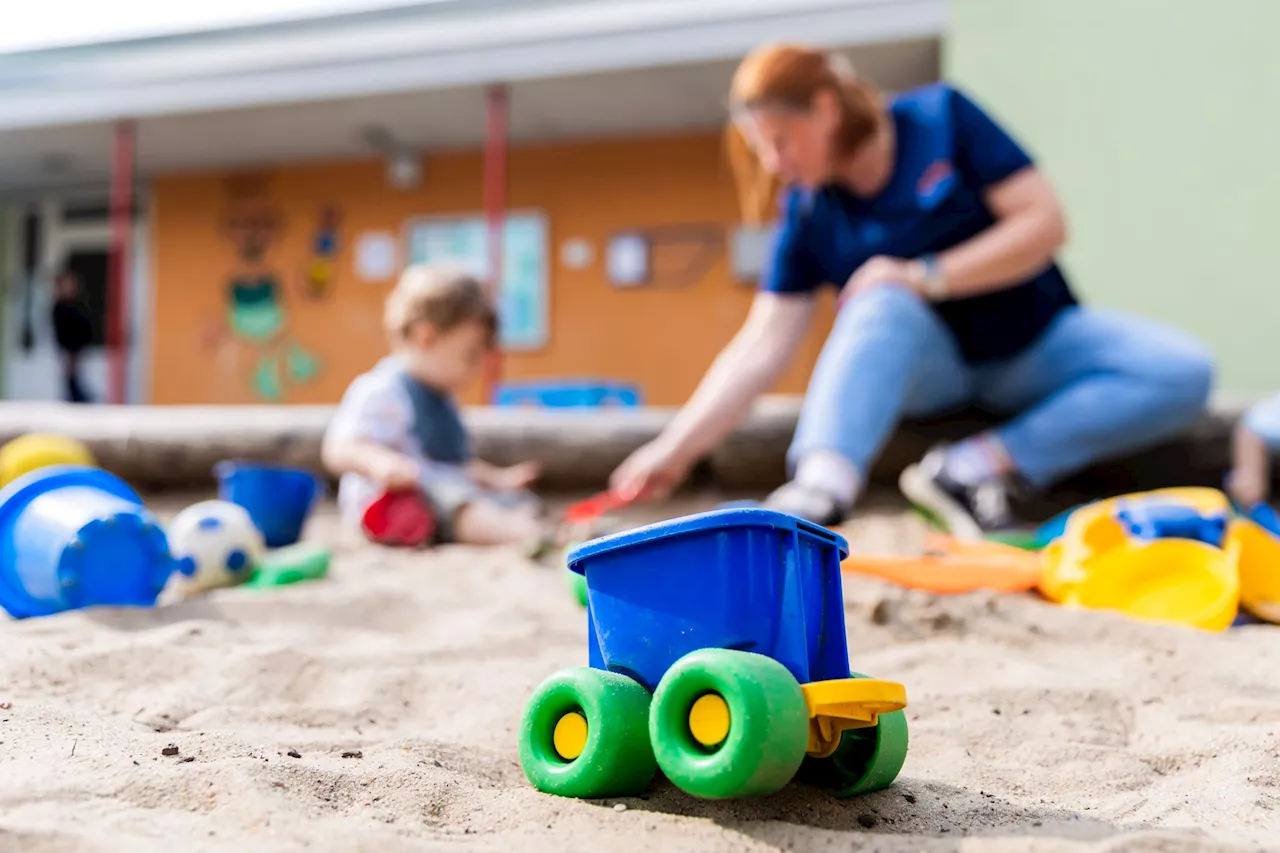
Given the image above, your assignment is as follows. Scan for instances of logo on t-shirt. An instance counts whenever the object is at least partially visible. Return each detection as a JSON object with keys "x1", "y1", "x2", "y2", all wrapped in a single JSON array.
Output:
[{"x1": 917, "y1": 159, "x2": 955, "y2": 202}]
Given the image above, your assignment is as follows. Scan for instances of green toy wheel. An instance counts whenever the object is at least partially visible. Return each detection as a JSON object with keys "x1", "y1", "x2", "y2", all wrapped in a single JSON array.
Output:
[
  {"x1": 799, "y1": 673, "x2": 909, "y2": 797},
  {"x1": 650, "y1": 648, "x2": 809, "y2": 799},
  {"x1": 519, "y1": 667, "x2": 656, "y2": 798}
]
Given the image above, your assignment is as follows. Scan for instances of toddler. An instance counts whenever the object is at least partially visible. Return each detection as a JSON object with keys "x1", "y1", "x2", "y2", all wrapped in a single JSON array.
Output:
[{"x1": 323, "y1": 264, "x2": 546, "y2": 547}]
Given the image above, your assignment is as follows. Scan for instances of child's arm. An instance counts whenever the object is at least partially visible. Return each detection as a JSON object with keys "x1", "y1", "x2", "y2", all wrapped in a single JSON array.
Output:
[
  {"x1": 1229, "y1": 420, "x2": 1271, "y2": 507},
  {"x1": 324, "y1": 373, "x2": 421, "y2": 490},
  {"x1": 322, "y1": 437, "x2": 421, "y2": 490},
  {"x1": 466, "y1": 458, "x2": 540, "y2": 491}
]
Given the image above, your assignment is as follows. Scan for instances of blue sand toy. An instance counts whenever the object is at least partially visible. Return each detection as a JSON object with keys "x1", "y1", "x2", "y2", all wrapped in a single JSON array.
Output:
[
  {"x1": 1115, "y1": 500, "x2": 1228, "y2": 547},
  {"x1": 0, "y1": 466, "x2": 177, "y2": 619},
  {"x1": 214, "y1": 461, "x2": 322, "y2": 548},
  {"x1": 519, "y1": 507, "x2": 909, "y2": 800}
]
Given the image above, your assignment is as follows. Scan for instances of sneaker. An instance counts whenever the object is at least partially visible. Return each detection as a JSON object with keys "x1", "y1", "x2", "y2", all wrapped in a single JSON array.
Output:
[
  {"x1": 898, "y1": 446, "x2": 1021, "y2": 540},
  {"x1": 762, "y1": 480, "x2": 848, "y2": 526}
]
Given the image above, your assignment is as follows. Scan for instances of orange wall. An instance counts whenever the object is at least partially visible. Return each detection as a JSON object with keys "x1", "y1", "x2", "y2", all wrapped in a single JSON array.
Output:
[{"x1": 150, "y1": 131, "x2": 836, "y2": 406}]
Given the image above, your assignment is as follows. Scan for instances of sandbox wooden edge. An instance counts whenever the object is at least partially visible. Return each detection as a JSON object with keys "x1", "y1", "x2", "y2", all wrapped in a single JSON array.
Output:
[{"x1": 0, "y1": 397, "x2": 1247, "y2": 509}]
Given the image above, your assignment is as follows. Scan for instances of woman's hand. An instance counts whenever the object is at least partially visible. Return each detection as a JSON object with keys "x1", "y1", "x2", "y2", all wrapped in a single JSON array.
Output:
[
  {"x1": 609, "y1": 437, "x2": 694, "y2": 502},
  {"x1": 838, "y1": 255, "x2": 923, "y2": 306}
]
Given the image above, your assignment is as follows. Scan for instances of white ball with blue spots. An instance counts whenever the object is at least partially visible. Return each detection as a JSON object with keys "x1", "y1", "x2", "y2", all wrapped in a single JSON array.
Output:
[{"x1": 166, "y1": 500, "x2": 266, "y2": 594}]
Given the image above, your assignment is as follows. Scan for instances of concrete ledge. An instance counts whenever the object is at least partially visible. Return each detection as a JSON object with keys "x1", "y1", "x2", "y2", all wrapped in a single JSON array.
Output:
[{"x1": 0, "y1": 397, "x2": 1250, "y2": 514}]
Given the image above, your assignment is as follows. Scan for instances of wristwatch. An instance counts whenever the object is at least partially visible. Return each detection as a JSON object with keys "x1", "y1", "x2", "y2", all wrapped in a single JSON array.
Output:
[{"x1": 917, "y1": 254, "x2": 947, "y2": 300}]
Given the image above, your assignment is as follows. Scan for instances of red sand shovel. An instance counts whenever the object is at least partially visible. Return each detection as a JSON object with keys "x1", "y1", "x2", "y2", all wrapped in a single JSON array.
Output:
[{"x1": 563, "y1": 490, "x2": 635, "y2": 525}]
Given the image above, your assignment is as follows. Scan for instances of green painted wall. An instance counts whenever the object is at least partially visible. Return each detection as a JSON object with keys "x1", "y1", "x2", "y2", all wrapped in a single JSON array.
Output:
[{"x1": 945, "y1": 0, "x2": 1280, "y2": 394}]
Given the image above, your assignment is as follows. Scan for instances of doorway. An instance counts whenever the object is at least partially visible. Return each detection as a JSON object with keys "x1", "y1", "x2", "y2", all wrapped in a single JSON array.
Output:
[{"x1": 3, "y1": 196, "x2": 149, "y2": 403}]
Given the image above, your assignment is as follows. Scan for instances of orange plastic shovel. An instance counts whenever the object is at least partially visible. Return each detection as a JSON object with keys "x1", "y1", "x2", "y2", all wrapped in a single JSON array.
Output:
[{"x1": 842, "y1": 533, "x2": 1043, "y2": 594}]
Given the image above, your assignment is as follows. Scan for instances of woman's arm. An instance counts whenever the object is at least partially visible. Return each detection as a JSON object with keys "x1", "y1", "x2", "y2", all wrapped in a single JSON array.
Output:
[
  {"x1": 656, "y1": 292, "x2": 816, "y2": 464},
  {"x1": 930, "y1": 167, "x2": 1067, "y2": 298}
]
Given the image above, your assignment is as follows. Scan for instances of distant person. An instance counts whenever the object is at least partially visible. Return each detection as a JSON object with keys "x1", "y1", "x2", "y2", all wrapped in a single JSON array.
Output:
[
  {"x1": 322, "y1": 264, "x2": 549, "y2": 549},
  {"x1": 51, "y1": 269, "x2": 94, "y2": 404},
  {"x1": 610, "y1": 43, "x2": 1215, "y2": 537}
]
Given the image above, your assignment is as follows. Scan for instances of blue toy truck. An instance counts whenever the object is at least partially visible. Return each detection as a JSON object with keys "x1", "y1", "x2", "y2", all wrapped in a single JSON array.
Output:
[{"x1": 518, "y1": 507, "x2": 909, "y2": 800}]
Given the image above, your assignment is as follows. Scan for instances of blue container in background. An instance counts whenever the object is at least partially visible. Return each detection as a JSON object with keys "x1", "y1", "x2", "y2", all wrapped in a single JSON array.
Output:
[
  {"x1": 494, "y1": 380, "x2": 641, "y2": 408},
  {"x1": 567, "y1": 507, "x2": 851, "y2": 692},
  {"x1": 0, "y1": 466, "x2": 176, "y2": 619},
  {"x1": 214, "y1": 461, "x2": 321, "y2": 548}
]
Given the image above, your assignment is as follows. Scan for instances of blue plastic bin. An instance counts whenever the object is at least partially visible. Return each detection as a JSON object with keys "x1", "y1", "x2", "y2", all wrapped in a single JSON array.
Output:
[
  {"x1": 0, "y1": 466, "x2": 176, "y2": 618},
  {"x1": 214, "y1": 461, "x2": 321, "y2": 548},
  {"x1": 567, "y1": 507, "x2": 851, "y2": 692}
]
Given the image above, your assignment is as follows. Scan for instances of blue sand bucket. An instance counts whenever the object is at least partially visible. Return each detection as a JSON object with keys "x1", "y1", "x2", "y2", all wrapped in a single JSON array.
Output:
[
  {"x1": 0, "y1": 466, "x2": 176, "y2": 619},
  {"x1": 214, "y1": 461, "x2": 322, "y2": 548}
]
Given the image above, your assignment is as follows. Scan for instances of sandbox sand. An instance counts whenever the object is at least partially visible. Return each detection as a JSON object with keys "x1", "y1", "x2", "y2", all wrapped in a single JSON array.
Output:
[{"x1": 0, "y1": 493, "x2": 1277, "y2": 853}]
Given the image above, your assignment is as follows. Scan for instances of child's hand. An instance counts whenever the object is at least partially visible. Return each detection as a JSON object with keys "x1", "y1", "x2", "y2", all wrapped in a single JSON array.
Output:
[
  {"x1": 495, "y1": 461, "x2": 541, "y2": 491},
  {"x1": 372, "y1": 454, "x2": 422, "y2": 491},
  {"x1": 1228, "y1": 468, "x2": 1268, "y2": 508}
]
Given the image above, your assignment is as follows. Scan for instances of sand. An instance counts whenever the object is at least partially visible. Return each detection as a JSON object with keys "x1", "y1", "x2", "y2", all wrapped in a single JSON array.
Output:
[{"x1": 0, "y1": 493, "x2": 1277, "y2": 853}]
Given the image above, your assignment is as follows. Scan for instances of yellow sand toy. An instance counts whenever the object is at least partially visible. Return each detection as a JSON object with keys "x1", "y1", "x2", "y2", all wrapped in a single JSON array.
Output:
[
  {"x1": 1039, "y1": 487, "x2": 1280, "y2": 631},
  {"x1": 0, "y1": 434, "x2": 96, "y2": 488}
]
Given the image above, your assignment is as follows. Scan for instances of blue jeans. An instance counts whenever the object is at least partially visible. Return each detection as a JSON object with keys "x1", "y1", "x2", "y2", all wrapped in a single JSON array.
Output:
[{"x1": 790, "y1": 285, "x2": 1215, "y2": 488}]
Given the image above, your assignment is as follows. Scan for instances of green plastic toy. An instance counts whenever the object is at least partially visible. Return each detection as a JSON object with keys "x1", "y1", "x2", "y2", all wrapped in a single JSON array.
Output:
[
  {"x1": 563, "y1": 542, "x2": 588, "y2": 606},
  {"x1": 245, "y1": 542, "x2": 331, "y2": 589}
]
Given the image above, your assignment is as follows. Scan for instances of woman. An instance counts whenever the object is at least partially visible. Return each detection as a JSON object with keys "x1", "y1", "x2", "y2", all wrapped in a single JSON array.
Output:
[{"x1": 610, "y1": 44, "x2": 1214, "y2": 537}]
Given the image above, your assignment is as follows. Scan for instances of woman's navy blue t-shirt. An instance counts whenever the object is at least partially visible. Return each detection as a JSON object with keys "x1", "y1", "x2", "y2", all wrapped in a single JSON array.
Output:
[{"x1": 760, "y1": 82, "x2": 1077, "y2": 364}]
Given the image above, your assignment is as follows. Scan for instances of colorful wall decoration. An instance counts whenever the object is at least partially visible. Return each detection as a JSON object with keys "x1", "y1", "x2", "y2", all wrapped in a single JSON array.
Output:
[
  {"x1": 606, "y1": 224, "x2": 724, "y2": 289},
  {"x1": 209, "y1": 176, "x2": 323, "y2": 401},
  {"x1": 302, "y1": 206, "x2": 342, "y2": 301},
  {"x1": 150, "y1": 133, "x2": 841, "y2": 406}
]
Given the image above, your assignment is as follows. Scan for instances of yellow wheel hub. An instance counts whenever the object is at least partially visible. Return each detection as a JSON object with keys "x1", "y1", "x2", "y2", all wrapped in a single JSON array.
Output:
[
  {"x1": 688, "y1": 693, "x2": 731, "y2": 747},
  {"x1": 552, "y1": 711, "x2": 589, "y2": 760}
]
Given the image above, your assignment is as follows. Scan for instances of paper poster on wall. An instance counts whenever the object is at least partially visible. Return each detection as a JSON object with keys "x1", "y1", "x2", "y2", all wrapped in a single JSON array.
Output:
[
  {"x1": 354, "y1": 231, "x2": 399, "y2": 282},
  {"x1": 606, "y1": 233, "x2": 648, "y2": 287},
  {"x1": 559, "y1": 236, "x2": 594, "y2": 270},
  {"x1": 405, "y1": 212, "x2": 548, "y2": 350}
]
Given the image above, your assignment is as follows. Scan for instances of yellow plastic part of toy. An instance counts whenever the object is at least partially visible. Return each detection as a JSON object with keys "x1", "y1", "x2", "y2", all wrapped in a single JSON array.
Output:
[
  {"x1": 801, "y1": 678, "x2": 907, "y2": 758},
  {"x1": 1039, "y1": 487, "x2": 1233, "y2": 605},
  {"x1": 0, "y1": 433, "x2": 96, "y2": 488},
  {"x1": 1051, "y1": 538, "x2": 1238, "y2": 632},
  {"x1": 688, "y1": 693, "x2": 731, "y2": 747},
  {"x1": 552, "y1": 711, "x2": 588, "y2": 760},
  {"x1": 1226, "y1": 518, "x2": 1280, "y2": 624}
]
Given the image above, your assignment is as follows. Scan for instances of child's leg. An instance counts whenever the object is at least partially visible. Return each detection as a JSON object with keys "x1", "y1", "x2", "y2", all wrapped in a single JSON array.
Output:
[
  {"x1": 1229, "y1": 394, "x2": 1280, "y2": 506},
  {"x1": 452, "y1": 498, "x2": 544, "y2": 546}
]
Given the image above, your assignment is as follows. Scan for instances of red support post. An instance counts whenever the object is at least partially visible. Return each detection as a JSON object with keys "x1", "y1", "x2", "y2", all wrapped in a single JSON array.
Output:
[
  {"x1": 482, "y1": 84, "x2": 508, "y2": 404},
  {"x1": 107, "y1": 120, "x2": 135, "y2": 405}
]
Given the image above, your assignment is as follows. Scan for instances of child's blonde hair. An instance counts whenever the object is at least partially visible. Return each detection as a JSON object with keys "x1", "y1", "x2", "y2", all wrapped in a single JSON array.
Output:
[{"x1": 384, "y1": 264, "x2": 499, "y2": 345}]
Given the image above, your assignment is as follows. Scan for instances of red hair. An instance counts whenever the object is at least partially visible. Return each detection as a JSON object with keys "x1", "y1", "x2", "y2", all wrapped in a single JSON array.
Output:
[{"x1": 726, "y1": 44, "x2": 883, "y2": 223}]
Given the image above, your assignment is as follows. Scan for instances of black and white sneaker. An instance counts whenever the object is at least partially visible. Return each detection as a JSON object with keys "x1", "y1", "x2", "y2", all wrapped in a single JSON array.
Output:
[
  {"x1": 898, "y1": 446, "x2": 1020, "y2": 540},
  {"x1": 762, "y1": 480, "x2": 848, "y2": 527}
]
